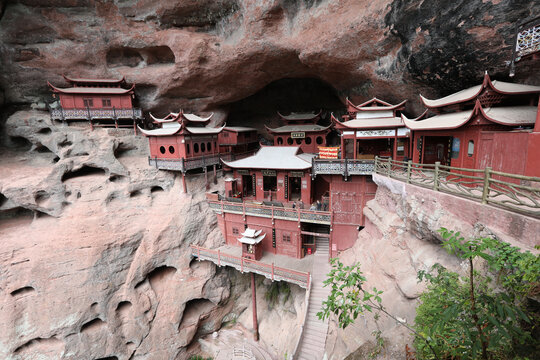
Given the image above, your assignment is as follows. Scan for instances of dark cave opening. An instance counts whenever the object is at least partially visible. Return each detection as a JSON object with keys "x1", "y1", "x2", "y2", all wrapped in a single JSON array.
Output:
[{"x1": 226, "y1": 78, "x2": 345, "y2": 138}]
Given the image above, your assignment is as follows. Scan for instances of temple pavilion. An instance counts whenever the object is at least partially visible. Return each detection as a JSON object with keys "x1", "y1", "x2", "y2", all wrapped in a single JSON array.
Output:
[
  {"x1": 266, "y1": 111, "x2": 331, "y2": 154},
  {"x1": 139, "y1": 110, "x2": 224, "y2": 191},
  {"x1": 331, "y1": 97, "x2": 410, "y2": 161},
  {"x1": 403, "y1": 73, "x2": 540, "y2": 175},
  {"x1": 48, "y1": 75, "x2": 143, "y2": 130}
]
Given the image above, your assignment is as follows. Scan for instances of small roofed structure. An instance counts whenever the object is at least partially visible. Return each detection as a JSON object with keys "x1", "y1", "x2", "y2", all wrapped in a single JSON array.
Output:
[
  {"x1": 405, "y1": 75, "x2": 540, "y2": 176},
  {"x1": 139, "y1": 110, "x2": 224, "y2": 191},
  {"x1": 221, "y1": 146, "x2": 314, "y2": 204},
  {"x1": 238, "y1": 228, "x2": 265, "y2": 260},
  {"x1": 331, "y1": 97, "x2": 410, "y2": 161},
  {"x1": 48, "y1": 75, "x2": 143, "y2": 130},
  {"x1": 268, "y1": 111, "x2": 330, "y2": 153},
  {"x1": 218, "y1": 126, "x2": 260, "y2": 161}
]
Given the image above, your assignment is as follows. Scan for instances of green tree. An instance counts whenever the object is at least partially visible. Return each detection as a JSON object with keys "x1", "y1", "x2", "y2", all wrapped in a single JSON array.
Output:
[{"x1": 317, "y1": 228, "x2": 539, "y2": 360}]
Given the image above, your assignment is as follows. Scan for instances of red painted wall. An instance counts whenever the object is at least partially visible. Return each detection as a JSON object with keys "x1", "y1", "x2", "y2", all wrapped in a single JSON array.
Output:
[
  {"x1": 218, "y1": 212, "x2": 302, "y2": 258},
  {"x1": 477, "y1": 131, "x2": 529, "y2": 175},
  {"x1": 149, "y1": 136, "x2": 185, "y2": 159},
  {"x1": 525, "y1": 132, "x2": 540, "y2": 177},
  {"x1": 328, "y1": 175, "x2": 377, "y2": 251},
  {"x1": 60, "y1": 94, "x2": 133, "y2": 109},
  {"x1": 235, "y1": 169, "x2": 312, "y2": 205},
  {"x1": 273, "y1": 133, "x2": 327, "y2": 154},
  {"x1": 148, "y1": 135, "x2": 219, "y2": 160}
]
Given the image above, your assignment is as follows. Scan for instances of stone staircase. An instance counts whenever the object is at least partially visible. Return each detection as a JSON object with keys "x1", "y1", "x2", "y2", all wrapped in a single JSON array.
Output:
[{"x1": 295, "y1": 237, "x2": 332, "y2": 360}]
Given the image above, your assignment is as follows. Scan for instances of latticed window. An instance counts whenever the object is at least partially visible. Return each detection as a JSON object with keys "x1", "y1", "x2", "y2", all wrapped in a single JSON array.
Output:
[
  {"x1": 283, "y1": 234, "x2": 291, "y2": 242},
  {"x1": 102, "y1": 98, "x2": 112, "y2": 107},
  {"x1": 83, "y1": 98, "x2": 93, "y2": 107},
  {"x1": 232, "y1": 227, "x2": 239, "y2": 235}
]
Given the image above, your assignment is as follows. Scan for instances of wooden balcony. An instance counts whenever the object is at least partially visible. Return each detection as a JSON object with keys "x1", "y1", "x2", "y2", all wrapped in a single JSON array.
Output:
[
  {"x1": 191, "y1": 244, "x2": 311, "y2": 289},
  {"x1": 49, "y1": 107, "x2": 143, "y2": 121},
  {"x1": 148, "y1": 154, "x2": 221, "y2": 172},
  {"x1": 207, "y1": 200, "x2": 332, "y2": 225},
  {"x1": 311, "y1": 158, "x2": 375, "y2": 179}
]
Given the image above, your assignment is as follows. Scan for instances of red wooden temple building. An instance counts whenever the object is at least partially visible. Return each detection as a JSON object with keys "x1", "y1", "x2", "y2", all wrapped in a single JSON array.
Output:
[
  {"x1": 218, "y1": 126, "x2": 259, "y2": 159},
  {"x1": 403, "y1": 73, "x2": 540, "y2": 175},
  {"x1": 139, "y1": 110, "x2": 224, "y2": 191},
  {"x1": 218, "y1": 145, "x2": 327, "y2": 259},
  {"x1": 48, "y1": 75, "x2": 143, "y2": 129},
  {"x1": 266, "y1": 111, "x2": 331, "y2": 154},
  {"x1": 332, "y1": 97, "x2": 409, "y2": 161}
]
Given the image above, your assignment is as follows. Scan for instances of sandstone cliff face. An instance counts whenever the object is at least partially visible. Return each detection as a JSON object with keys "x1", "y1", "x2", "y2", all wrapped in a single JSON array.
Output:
[
  {"x1": 0, "y1": 111, "x2": 234, "y2": 359},
  {"x1": 0, "y1": 0, "x2": 538, "y2": 121}
]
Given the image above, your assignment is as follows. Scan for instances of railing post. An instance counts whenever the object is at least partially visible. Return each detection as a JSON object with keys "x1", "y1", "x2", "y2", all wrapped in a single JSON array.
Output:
[
  {"x1": 374, "y1": 156, "x2": 378, "y2": 173},
  {"x1": 433, "y1": 161, "x2": 440, "y2": 191},
  {"x1": 482, "y1": 167, "x2": 492, "y2": 204},
  {"x1": 407, "y1": 160, "x2": 412, "y2": 184}
]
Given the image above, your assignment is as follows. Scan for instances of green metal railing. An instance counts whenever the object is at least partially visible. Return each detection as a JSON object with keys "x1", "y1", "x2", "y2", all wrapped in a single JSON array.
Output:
[{"x1": 374, "y1": 157, "x2": 540, "y2": 217}]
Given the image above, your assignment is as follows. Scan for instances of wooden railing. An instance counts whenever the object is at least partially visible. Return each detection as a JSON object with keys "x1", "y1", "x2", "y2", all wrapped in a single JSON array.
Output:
[
  {"x1": 49, "y1": 106, "x2": 143, "y2": 121},
  {"x1": 148, "y1": 150, "x2": 256, "y2": 172},
  {"x1": 374, "y1": 157, "x2": 540, "y2": 217},
  {"x1": 312, "y1": 158, "x2": 375, "y2": 179},
  {"x1": 207, "y1": 200, "x2": 332, "y2": 225},
  {"x1": 190, "y1": 245, "x2": 311, "y2": 289}
]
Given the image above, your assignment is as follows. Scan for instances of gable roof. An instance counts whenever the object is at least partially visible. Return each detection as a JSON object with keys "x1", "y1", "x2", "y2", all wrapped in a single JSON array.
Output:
[
  {"x1": 48, "y1": 82, "x2": 135, "y2": 94},
  {"x1": 265, "y1": 124, "x2": 331, "y2": 134},
  {"x1": 347, "y1": 98, "x2": 407, "y2": 111},
  {"x1": 222, "y1": 146, "x2": 314, "y2": 170},
  {"x1": 420, "y1": 73, "x2": 540, "y2": 108},
  {"x1": 277, "y1": 111, "x2": 321, "y2": 121},
  {"x1": 331, "y1": 113, "x2": 404, "y2": 129},
  {"x1": 62, "y1": 75, "x2": 126, "y2": 84},
  {"x1": 402, "y1": 103, "x2": 537, "y2": 130}
]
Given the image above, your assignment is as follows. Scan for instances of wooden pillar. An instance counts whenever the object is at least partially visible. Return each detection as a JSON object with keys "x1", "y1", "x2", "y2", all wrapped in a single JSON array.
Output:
[
  {"x1": 251, "y1": 272, "x2": 259, "y2": 341},
  {"x1": 204, "y1": 166, "x2": 209, "y2": 190},
  {"x1": 353, "y1": 135, "x2": 357, "y2": 160},
  {"x1": 213, "y1": 164, "x2": 217, "y2": 184},
  {"x1": 340, "y1": 135, "x2": 345, "y2": 159},
  {"x1": 181, "y1": 172, "x2": 187, "y2": 193},
  {"x1": 393, "y1": 129, "x2": 398, "y2": 159}
]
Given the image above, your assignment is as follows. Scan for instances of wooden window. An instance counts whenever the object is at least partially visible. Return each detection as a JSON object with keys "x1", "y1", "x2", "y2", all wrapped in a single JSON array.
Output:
[
  {"x1": 305, "y1": 137, "x2": 312, "y2": 144},
  {"x1": 283, "y1": 234, "x2": 291, "y2": 242},
  {"x1": 287, "y1": 137, "x2": 293, "y2": 145},
  {"x1": 168, "y1": 146, "x2": 175, "y2": 154},
  {"x1": 187, "y1": 143, "x2": 190, "y2": 154},
  {"x1": 159, "y1": 146, "x2": 165, "y2": 154},
  {"x1": 194, "y1": 143, "x2": 199, "y2": 153},
  {"x1": 83, "y1": 98, "x2": 93, "y2": 108},
  {"x1": 232, "y1": 227, "x2": 239, "y2": 235},
  {"x1": 295, "y1": 138, "x2": 302, "y2": 145},
  {"x1": 102, "y1": 98, "x2": 111, "y2": 107},
  {"x1": 201, "y1": 142, "x2": 206, "y2": 152},
  {"x1": 277, "y1": 137, "x2": 283, "y2": 145},
  {"x1": 207, "y1": 142, "x2": 211, "y2": 151},
  {"x1": 316, "y1": 136, "x2": 323, "y2": 145}
]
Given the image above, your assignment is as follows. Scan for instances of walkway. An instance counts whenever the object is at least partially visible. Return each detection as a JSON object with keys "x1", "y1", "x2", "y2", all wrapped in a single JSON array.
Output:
[{"x1": 294, "y1": 237, "x2": 332, "y2": 360}]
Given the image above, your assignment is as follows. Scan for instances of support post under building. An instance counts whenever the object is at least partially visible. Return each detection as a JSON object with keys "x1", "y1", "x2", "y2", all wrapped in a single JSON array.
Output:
[{"x1": 251, "y1": 272, "x2": 259, "y2": 341}]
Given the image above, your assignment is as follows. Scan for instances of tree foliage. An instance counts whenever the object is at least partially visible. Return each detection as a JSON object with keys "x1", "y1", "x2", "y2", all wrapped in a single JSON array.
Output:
[{"x1": 317, "y1": 228, "x2": 539, "y2": 360}]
